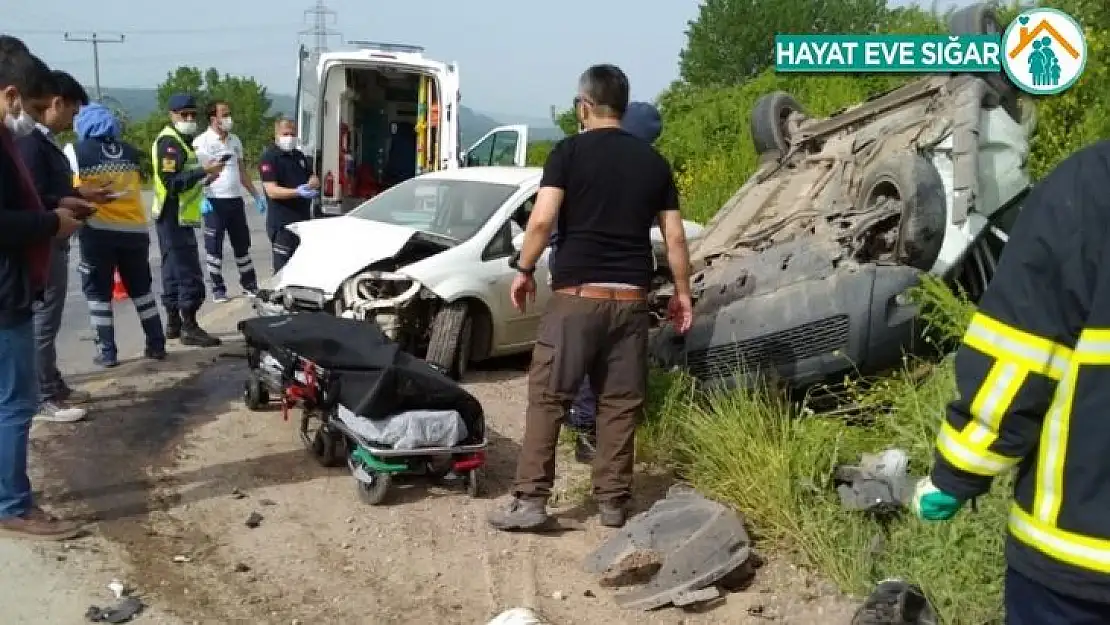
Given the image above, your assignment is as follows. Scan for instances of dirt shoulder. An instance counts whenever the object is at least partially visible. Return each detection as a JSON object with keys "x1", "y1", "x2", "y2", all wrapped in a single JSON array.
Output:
[{"x1": 26, "y1": 300, "x2": 860, "y2": 624}]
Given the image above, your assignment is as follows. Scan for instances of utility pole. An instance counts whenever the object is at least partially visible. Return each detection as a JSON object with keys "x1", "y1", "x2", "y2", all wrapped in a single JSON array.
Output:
[
  {"x1": 299, "y1": 0, "x2": 341, "y2": 58},
  {"x1": 63, "y1": 32, "x2": 125, "y2": 100}
]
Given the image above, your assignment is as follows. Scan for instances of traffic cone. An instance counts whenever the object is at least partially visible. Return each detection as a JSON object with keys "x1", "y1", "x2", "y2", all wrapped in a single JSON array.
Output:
[{"x1": 112, "y1": 270, "x2": 128, "y2": 301}]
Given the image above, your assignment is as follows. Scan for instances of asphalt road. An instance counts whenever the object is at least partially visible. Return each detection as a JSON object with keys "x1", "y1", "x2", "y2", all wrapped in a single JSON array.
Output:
[{"x1": 55, "y1": 190, "x2": 272, "y2": 377}]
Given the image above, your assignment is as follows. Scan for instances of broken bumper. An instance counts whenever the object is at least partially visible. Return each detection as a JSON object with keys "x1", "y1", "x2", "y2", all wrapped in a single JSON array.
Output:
[{"x1": 654, "y1": 263, "x2": 923, "y2": 389}]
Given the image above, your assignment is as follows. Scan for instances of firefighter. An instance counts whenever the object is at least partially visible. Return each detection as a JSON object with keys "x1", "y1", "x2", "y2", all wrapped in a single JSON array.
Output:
[
  {"x1": 911, "y1": 141, "x2": 1110, "y2": 623},
  {"x1": 151, "y1": 93, "x2": 223, "y2": 346}
]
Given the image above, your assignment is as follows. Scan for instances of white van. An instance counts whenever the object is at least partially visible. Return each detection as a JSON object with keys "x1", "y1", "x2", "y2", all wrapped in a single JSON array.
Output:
[{"x1": 294, "y1": 42, "x2": 531, "y2": 215}]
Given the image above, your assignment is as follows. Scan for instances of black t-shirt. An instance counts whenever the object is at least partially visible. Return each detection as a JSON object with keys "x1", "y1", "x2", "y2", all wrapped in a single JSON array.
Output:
[
  {"x1": 544, "y1": 127, "x2": 679, "y2": 290},
  {"x1": 258, "y1": 145, "x2": 312, "y2": 227}
]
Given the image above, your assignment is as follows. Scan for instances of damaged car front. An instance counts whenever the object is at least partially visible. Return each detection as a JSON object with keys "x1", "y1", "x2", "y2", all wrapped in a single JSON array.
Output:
[
  {"x1": 653, "y1": 63, "x2": 1033, "y2": 389},
  {"x1": 254, "y1": 172, "x2": 526, "y2": 361}
]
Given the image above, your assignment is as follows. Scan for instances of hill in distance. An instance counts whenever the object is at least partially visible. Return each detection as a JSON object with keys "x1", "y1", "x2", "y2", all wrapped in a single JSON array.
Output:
[{"x1": 97, "y1": 87, "x2": 563, "y2": 146}]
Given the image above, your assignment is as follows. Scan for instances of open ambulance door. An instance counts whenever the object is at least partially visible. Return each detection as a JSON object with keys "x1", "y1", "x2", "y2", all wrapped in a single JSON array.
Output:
[
  {"x1": 294, "y1": 45, "x2": 321, "y2": 172},
  {"x1": 461, "y1": 124, "x2": 529, "y2": 167}
]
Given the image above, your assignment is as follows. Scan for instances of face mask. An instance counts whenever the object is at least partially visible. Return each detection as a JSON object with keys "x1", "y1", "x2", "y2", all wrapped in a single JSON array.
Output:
[
  {"x1": 174, "y1": 120, "x2": 197, "y2": 136},
  {"x1": 277, "y1": 136, "x2": 297, "y2": 152},
  {"x1": 219, "y1": 117, "x2": 233, "y2": 132},
  {"x1": 4, "y1": 110, "x2": 35, "y2": 138}
]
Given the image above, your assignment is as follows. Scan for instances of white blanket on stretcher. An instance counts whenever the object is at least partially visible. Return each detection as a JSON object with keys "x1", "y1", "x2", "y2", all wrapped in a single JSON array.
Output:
[{"x1": 336, "y1": 405, "x2": 468, "y2": 450}]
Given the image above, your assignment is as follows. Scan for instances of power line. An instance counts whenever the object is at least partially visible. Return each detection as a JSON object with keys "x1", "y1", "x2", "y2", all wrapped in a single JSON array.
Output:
[
  {"x1": 9, "y1": 24, "x2": 299, "y2": 36},
  {"x1": 299, "y1": 0, "x2": 341, "y2": 57},
  {"x1": 63, "y1": 32, "x2": 125, "y2": 100}
]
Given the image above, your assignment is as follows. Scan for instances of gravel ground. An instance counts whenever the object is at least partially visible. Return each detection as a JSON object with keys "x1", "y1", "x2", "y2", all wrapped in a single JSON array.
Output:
[{"x1": 15, "y1": 298, "x2": 861, "y2": 624}]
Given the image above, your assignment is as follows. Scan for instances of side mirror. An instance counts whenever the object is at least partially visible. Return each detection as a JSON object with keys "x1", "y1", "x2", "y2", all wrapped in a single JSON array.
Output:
[{"x1": 511, "y1": 231, "x2": 526, "y2": 250}]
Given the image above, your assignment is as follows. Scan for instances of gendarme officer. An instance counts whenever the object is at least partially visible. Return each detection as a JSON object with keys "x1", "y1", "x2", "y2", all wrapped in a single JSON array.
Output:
[{"x1": 151, "y1": 93, "x2": 222, "y2": 346}]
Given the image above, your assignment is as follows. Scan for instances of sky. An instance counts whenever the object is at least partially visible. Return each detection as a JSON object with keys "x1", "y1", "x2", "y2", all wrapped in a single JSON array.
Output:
[
  {"x1": 9, "y1": 0, "x2": 976, "y2": 122},
  {"x1": 8, "y1": 0, "x2": 701, "y2": 122}
]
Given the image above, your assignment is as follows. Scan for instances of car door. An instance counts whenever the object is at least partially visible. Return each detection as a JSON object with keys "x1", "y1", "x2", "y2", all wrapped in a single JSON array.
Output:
[
  {"x1": 462, "y1": 125, "x2": 529, "y2": 167},
  {"x1": 479, "y1": 193, "x2": 551, "y2": 349}
]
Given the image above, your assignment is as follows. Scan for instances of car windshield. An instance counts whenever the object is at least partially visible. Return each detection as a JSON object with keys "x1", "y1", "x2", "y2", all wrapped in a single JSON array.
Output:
[{"x1": 347, "y1": 178, "x2": 518, "y2": 242}]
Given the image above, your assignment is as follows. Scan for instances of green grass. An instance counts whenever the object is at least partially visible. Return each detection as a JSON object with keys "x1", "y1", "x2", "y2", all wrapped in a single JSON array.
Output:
[{"x1": 638, "y1": 277, "x2": 1010, "y2": 624}]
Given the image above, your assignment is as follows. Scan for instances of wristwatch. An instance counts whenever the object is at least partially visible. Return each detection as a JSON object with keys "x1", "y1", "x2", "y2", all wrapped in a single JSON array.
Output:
[{"x1": 509, "y1": 251, "x2": 535, "y2": 276}]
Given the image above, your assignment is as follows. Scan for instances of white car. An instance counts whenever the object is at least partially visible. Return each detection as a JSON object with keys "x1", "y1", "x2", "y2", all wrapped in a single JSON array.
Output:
[{"x1": 256, "y1": 166, "x2": 703, "y2": 378}]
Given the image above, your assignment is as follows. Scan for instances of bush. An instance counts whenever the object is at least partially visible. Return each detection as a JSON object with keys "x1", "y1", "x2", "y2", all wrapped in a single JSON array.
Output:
[{"x1": 639, "y1": 278, "x2": 1013, "y2": 622}]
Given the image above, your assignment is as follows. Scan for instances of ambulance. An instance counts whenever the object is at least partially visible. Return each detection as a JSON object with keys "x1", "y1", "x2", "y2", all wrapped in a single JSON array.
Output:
[{"x1": 294, "y1": 42, "x2": 530, "y2": 215}]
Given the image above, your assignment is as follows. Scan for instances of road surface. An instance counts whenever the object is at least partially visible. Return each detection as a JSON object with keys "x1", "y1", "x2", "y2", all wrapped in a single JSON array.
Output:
[{"x1": 55, "y1": 190, "x2": 271, "y2": 377}]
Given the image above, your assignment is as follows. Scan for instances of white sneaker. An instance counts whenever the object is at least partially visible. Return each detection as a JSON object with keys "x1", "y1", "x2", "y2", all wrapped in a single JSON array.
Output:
[
  {"x1": 35, "y1": 401, "x2": 88, "y2": 423},
  {"x1": 212, "y1": 293, "x2": 230, "y2": 304}
]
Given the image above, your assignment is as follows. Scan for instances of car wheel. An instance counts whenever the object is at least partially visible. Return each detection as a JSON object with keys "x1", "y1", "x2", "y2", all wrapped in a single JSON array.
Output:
[
  {"x1": 426, "y1": 300, "x2": 471, "y2": 380},
  {"x1": 750, "y1": 91, "x2": 806, "y2": 159},
  {"x1": 856, "y1": 152, "x2": 947, "y2": 272}
]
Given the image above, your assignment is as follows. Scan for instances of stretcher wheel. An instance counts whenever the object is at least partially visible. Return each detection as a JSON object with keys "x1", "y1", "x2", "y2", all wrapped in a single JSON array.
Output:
[
  {"x1": 310, "y1": 426, "x2": 344, "y2": 467},
  {"x1": 243, "y1": 376, "x2": 269, "y2": 411},
  {"x1": 466, "y1": 468, "x2": 483, "y2": 498},
  {"x1": 355, "y1": 472, "x2": 391, "y2": 505}
]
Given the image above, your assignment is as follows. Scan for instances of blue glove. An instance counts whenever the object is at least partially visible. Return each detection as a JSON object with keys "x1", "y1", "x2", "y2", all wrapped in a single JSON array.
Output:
[
  {"x1": 911, "y1": 477, "x2": 964, "y2": 521},
  {"x1": 296, "y1": 184, "x2": 319, "y2": 199},
  {"x1": 201, "y1": 197, "x2": 213, "y2": 215},
  {"x1": 253, "y1": 193, "x2": 267, "y2": 214}
]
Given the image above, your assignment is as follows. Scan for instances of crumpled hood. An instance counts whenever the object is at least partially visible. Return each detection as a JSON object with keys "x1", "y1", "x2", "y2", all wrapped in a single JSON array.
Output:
[{"x1": 274, "y1": 217, "x2": 421, "y2": 296}]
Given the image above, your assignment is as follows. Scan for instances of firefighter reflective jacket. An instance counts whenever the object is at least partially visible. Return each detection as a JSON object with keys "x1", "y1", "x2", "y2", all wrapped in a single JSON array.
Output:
[{"x1": 929, "y1": 140, "x2": 1110, "y2": 603}]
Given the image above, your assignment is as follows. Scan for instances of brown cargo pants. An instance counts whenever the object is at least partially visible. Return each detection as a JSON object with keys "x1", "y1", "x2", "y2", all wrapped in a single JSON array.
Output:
[{"x1": 512, "y1": 287, "x2": 651, "y2": 504}]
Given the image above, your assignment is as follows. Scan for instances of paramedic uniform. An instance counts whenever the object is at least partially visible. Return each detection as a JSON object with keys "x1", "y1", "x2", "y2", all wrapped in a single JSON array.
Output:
[
  {"x1": 923, "y1": 140, "x2": 1110, "y2": 622},
  {"x1": 67, "y1": 133, "x2": 165, "y2": 363},
  {"x1": 258, "y1": 143, "x2": 312, "y2": 272},
  {"x1": 192, "y1": 127, "x2": 257, "y2": 298}
]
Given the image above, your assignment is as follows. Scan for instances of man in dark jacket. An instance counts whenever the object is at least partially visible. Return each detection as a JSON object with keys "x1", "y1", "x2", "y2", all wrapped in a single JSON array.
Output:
[
  {"x1": 0, "y1": 36, "x2": 85, "y2": 541},
  {"x1": 17, "y1": 70, "x2": 101, "y2": 422}
]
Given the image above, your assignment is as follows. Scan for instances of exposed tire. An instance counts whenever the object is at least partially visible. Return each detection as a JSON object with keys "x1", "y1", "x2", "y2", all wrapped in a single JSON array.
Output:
[
  {"x1": 750, "y1": 92, "x2": 805, "y2": 158},
  {"x1": 426, "y1": 301, "x2": 472, "y2": 380},
  {"x1": 856, "y1": 152, "x2": 947, "y2": 272},
  {"x1": 355, "y1": 472, "x2": 391, "y2": 505},
  {"x1": 947, "y1": 3, "x2": 1017, "y2": 109},
  {"x1": 310, "y1": 426, "x2": 344, "y2": 468},
  {"x1": 243, "y1": 376, "x2": 268, "y2": 411}
]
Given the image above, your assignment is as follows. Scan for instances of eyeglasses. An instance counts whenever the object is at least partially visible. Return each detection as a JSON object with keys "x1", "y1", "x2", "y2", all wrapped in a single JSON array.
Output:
[{"x1": 573, "y1": 95, "x2": 594, "y2": 109}]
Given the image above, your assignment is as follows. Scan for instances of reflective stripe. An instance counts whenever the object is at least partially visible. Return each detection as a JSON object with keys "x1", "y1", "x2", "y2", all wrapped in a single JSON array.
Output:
[
  {"x1": 937, "y1": 421, "x2": 1018, "y2": 476},
  {"x1": 1033, "y1": 330, "x2": 1110, "y2": 524},
  {"x1": 235, "y1": 255, "x2": 252, "y2": 268},
  {"x1": 962, "y1": 312, "x2": 1071, "y2": 379},
  {"x1": 966, "y1": 360, "x2": 1026, "y2": 449},
  {"x1": 132, "y1": 293, "x2": 155, "y2": 309},
  {"x1": 89, "y1": 315, "x2": 112, "y2": 327},
  {"x1": 137, "y1": 305, "x2": 160, "y2": 321},
  {"x1": 87, "y1": 300, "x2": 112, "y2": 312},
  {"x1": 1010, "y1": 504, "x2": 1110, "y2": 574}
]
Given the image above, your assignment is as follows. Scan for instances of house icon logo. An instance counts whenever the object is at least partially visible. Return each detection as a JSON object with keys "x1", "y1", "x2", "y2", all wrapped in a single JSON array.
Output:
[{"x1": 1001, "y1": 8, "x2": 1087, "y2": 95}]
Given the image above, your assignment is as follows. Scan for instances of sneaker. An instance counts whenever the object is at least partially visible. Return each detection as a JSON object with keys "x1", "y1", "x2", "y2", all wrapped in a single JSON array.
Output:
[
  {"x1": 0, "y1": 507, "x2": 82, "y2": 541},
  {"x1": 487, "y1": 496, "x2": 551, "y2": 531},
  {"x1": 212, "y1": 291, "x2": 230, "y2": 304},
  {"x1": 36, "y1": 400, "x2": 88, "y2": 423},
  {"x1": 144, "y1": 345, "x2": 167, "y2": 360},
  {"x1": 93, "y1": 353, "x2": 119, "y2": 368},
  {"x1": 57, "y1": 387, "x2": 91, "y2": 404},
  {"x1": 597, "y1": 501, "x2": 628, "y2": 528},
  {"x1": 243, "y1": 285, "x2": 259, "y2": 297}
]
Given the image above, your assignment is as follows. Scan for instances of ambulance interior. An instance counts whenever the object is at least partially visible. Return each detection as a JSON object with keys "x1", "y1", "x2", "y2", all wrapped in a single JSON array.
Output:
[{"x1": 326, "y1": 66, "x2": 445, "y2": 211}]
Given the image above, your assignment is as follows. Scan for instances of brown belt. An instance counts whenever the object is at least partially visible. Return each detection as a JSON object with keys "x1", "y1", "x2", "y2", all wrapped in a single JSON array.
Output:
[{"x1": 556, "y1": 285, "x2": 646, "y2": 301}]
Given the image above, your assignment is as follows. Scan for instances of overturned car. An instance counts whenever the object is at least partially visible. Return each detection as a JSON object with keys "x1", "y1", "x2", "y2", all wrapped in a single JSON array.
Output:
[
  {"x1": 652, "y1": 4, "x2": 1032, "y2": 389},
  {"x1": 256, "y1": 166, "x2": 703, "y2": 379}
]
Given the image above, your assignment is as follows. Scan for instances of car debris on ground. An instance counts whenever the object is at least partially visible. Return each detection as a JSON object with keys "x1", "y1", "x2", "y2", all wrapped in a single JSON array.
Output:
[
  {"x1": 85, "y1": 595, "x2": 144, "y2": 623},
  {"x1": 851, "y1": 579, "x2": 938, "y2": 625},
  {"x1": 485, "y1": 607, "x2": 547, "y2": 624},
  {"x1": 833, "y1": 448, "x2": 915, "y2": 515},
  {"x1": 583, "y1": 484, "x2": 752, "y2": 610}
]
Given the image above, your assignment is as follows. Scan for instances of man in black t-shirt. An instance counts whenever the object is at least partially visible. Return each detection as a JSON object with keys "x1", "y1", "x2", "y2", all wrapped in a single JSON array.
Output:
[
  {"x1": 488, "y1": 64, "x2": 694, "y2": 531},
  {"x1": 257, "y1": 118, "x2": 319, "y2": 273}
]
